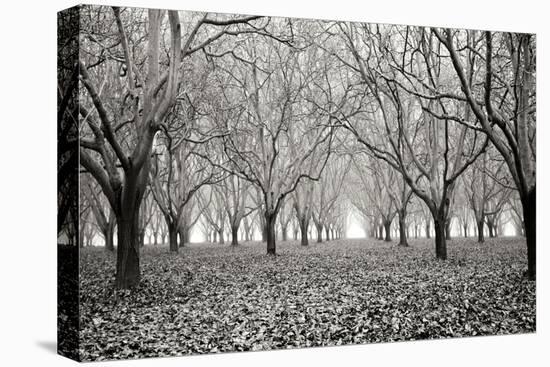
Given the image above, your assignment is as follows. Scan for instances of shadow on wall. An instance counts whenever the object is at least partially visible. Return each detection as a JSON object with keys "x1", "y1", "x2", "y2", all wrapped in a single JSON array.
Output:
[{"x1": 36, "y1": 340, "x2": 57, "y2": 355}]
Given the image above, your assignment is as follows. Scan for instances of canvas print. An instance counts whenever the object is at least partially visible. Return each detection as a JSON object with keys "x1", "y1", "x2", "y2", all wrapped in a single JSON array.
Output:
[{"x1": 57, "y1": 3, "x2": 536, "y2": 362}]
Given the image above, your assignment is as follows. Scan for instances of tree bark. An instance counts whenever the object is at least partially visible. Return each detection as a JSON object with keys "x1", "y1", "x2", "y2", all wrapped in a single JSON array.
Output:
[
  {"x1": 434, "y1": 217, "x2": 447, "y2": 260},
  {"x1": 384, "y1": 220, "x2": 392, "y2": 242},
  {"x1": 260, "y1": 215, "x2": 267, "y2": 242},
  {"x1": 300, "y1": 217, "x2": 309, "y2": 246},
  {"x1": 325, "y1": 227, "x2": 330, "y2": 242},
  {"x1": 231, "y1": 225, "x2": 239, "y2": 246},
  {"x1": 168, "y1": 224, "x2": 178, "y2": 252},
  {"x1": 266, "y1": 212, "x2": 277, "y2": 255},
  {"x1": 103, "y1": 222, "x2": 115, "y2": 252},
  {"x1": 177, "y1": 227, "x2": 186, "y2": 247},
  {"x1": 115, "y1": 214, "x2": 140, "y2": 288}
]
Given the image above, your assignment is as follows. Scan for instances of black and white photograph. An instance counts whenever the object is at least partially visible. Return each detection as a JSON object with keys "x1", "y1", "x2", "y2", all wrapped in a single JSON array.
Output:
[{"x1": 54, "y1": 2, "x2": 540, "y2": 362}]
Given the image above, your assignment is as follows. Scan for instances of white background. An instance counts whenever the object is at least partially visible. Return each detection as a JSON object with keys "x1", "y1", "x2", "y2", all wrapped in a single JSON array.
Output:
[{"x1": 0, "y1": 0, "x2": 547, "y2": 366}]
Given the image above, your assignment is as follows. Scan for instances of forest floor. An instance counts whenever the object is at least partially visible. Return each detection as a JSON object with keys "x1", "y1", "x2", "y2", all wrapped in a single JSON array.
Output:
[{"x1": 78, "y1": 237, "x2": 535, "y2": 361}]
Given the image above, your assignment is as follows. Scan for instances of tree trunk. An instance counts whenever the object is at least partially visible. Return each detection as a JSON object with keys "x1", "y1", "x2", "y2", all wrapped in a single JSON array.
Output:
[
  {"x1": 261, "y1": 217, "x2": 267, "y2": 242},
  {"x1": 115, "y1": 214, "x2": 140, "y2": 288},
  {"x1": 384, "y1": 220, "x2": 392, "y2": 242},
  {"x1": 153, "y1": 230, "x2": 158, "y2": 246},
  {"x1": 168, "y1": 224, "x2": 178, "y2": 252},
  {"x1": 325, "y1": 227, "x2": 330, "y2": 242},
  {"x1": 477, "y1": 219, "x2": 485, "y2": 243},
  {"x1": 523, "y1": 187, "x2": 536, "y2": 280},
  {"x1": 300, "y1": 217, "x2": 309, "y2": 246},
  {"x1": 463, "y1": 224, "x2": 468, "y2": 238},
  {"x1": 434, "y1": 217, "x2": 447, "y2": 260},
  {"x1": 398, "y1": 213, "x2": 408, "y2": 246},
  {"x1": 266, "y1": 212, "x2": 276, "y2": 255},
  {"x1": 104, "y1": 222, "x2": 115, "y2": 252},
  {"x1": 231, "y1": 224, "x2": 239, "y2": 246},
  {"x1": 487, "y1": 220, "x2": 495, "y2": 238},
  {"x1": 177, "y1": 227, "x2": 186, "y2": 247},
  {"x1": 331, "y1": 228, "x2": 335, "y2": 241}
]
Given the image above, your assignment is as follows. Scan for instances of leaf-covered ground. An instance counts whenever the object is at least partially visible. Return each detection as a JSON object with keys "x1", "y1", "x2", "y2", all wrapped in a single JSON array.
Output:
[{"x1": 78, "y1": 237, "x2": 535, "y2": 361}]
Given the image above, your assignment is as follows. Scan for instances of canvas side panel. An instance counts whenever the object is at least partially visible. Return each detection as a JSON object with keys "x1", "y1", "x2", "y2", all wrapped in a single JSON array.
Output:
[{"x1": 57, "y1": 5, "x2": 81, "y2": 362}]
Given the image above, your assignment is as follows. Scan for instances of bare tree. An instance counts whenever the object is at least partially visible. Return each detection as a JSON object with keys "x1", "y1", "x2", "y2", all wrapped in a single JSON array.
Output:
[
  {"x1": 324, "y1": 24, "x2": 487, "y2": 259},
  {"x1": 437, "y1": 29, "x2": 536, "y2": 278},
  {"x1": 79, "y1": 5, "x2": 263, "y2": 288},
  {"x1": 200, "y1": 28, "x2": 336, "y2": 254}
]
